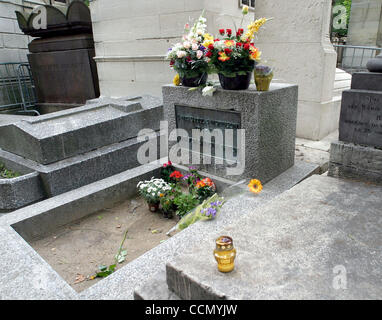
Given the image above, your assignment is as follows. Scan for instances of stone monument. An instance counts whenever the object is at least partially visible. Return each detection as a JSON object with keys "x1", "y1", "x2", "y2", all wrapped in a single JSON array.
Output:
[
  {"x1": 0, "y1": 95, "x2": 163, "y2": 210},
  {"x1": 163, "y1": 83, "x2": 298, "y2": 183},
  {"x1": 329, "y1": 55, "x2": 382, "y2": 183},
  {"x1": 16, "y1": 1, "x2": 100, "y2": 113}
]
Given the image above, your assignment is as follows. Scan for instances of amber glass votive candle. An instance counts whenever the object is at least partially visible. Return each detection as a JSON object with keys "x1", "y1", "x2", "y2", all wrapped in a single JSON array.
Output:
[{"x1": 214, "y1": 236, "x2": 236, "y2": 273}]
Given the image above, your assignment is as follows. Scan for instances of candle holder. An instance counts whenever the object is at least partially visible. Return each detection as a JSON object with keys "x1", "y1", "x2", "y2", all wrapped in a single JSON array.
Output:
[{"x1": 214, "y1": 236, "x2": 236, "y2": 273}]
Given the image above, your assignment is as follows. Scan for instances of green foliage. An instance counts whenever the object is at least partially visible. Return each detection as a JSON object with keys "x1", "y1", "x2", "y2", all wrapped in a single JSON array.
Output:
[
  {"x1": 0, "y1": 162, "x2": 21, "y2": 179},
  {"x1": 173, "y1": 193, "x2": 199, "y2": 218},
  {"x1": 96, "y1": 264, "x2": 116, "y2": 278},
  {"x1": 332, "y1": 0, "x2": 352, "y2": 37}
]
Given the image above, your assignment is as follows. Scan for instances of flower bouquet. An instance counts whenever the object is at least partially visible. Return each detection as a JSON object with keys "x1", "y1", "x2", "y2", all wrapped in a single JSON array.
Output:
[
  {"x1": 137, "y1": 178, "x2": 172, "y2": 212},
  {"x1": 206, "y1": 11, "x2": 268, "y2": 90},
  {"x1": 166, "y1": 12, "x2": 212, "y2": 87},
  {"x1": 169, "y1": 193, "x2": 225, "y2": 233}
]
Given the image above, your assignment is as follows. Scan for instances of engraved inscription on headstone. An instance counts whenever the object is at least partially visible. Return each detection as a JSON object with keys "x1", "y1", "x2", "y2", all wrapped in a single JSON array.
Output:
[
  {"x1": 175, "y1": 105, "x2": 241, "y2": 159},
  {"x1": 339, "y1": 92, "x2": 382, "y2": 148}
]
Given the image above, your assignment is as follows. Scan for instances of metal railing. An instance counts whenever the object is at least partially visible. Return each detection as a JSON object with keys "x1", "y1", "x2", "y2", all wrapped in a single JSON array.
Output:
[
  {"x1": 333, "y1": 44, "x2": 381, "y2": 74},
  {"x1": 0, "y1": 62, "x2": 40, "y2": 116}
]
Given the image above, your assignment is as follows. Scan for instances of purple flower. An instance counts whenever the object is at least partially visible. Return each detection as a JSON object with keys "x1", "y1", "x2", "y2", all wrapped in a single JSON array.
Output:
[{"x1": 207, "y1": 207, "x2": 217, "y2": 217}]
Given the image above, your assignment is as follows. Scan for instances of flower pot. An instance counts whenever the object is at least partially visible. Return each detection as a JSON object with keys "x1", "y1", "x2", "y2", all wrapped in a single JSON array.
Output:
[
  {"x1": 218, "y1": 72, "x2": 252, "y2": 90},
  {"x1": 182, "y1": 73, "x2": 208, "y2": 87},
  {"x1": 148, "y1": 202, "x2": 160, "y2": 213},
  {"x1": 254, "y1": 72, "x2": 273, "y2": 91}
]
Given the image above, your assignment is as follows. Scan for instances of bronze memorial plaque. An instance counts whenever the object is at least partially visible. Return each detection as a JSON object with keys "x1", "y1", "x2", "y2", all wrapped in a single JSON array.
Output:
[{"x1": 175, "y1": 105, "x2": 241, "y2": 159}]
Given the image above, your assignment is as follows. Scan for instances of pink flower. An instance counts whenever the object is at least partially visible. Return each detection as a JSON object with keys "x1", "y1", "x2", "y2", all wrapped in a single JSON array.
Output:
[
  {"x1": 177, "y1": 50, "x2": 187, "y2": 58},
  {"x1": 183, "y1": 41, "x2": 191, "y2": 49},
  {"x1": 192, "y1": 43, "x2": 199, "y2": 51}
]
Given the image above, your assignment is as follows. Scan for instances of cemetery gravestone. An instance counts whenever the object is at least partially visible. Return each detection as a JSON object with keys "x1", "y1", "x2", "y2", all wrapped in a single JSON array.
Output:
[
  {"x1": 329, "y1": 63, "x2": 382, "y2": 183},
  {"x1": 163, "y1": 83, "x2": 298, "y2": 183}
]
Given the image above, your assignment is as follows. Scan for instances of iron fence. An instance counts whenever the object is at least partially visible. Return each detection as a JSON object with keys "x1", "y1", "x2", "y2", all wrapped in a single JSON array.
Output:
[
  {"x1": 333, "y1": 44, "x2": 381, "y2": 74},
  {"x1": 0, "y1": 62, "x2": 39, "y2": 115}
]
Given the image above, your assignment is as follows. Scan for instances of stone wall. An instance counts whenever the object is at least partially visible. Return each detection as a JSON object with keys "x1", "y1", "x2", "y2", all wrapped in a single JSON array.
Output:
[
  {"x1": 90, "y1": 0, "x2": 338, "y2": 141},
  {"x1": 90, "y1": 0, "x2": 252, "y2": 98}
]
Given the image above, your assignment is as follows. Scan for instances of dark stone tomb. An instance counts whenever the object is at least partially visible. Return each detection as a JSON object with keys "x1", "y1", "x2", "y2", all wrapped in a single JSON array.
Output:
[{"x1": 16, "y1": 1, "x2": 99, "y2": 113}]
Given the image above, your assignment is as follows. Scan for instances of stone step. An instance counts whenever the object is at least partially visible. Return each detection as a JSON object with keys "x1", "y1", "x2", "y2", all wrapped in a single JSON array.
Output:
[
  {"x1": 0, "y1": 131, "x2": 164, "y2": 197},
  {"x1": 132, "y1": 161, "x2": 321, "y2": 300},
  {"x1": 0, "y1": 95, "x2": 162, "y2": 165},
  {"x1": 165, "y1": 175, "x2": 382, "y2": 300}
]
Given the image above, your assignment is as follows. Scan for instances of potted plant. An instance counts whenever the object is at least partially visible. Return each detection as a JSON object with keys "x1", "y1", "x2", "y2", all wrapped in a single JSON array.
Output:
[
  {"x1": 160, "y1": 185, "x2": 181, "y2": 219},
  {"x1": 160, "y1": 160, "x2": 175, "y2": 183},
  {"x1": 173, "y1": 193, "x2": 199, "y2": 220},
  {"x1": 137, "y1": 178, "x2": 172, "y2": 212},
  {"x1": 207, "y1": 14, "x2": 268, "y2": 90},
  {"x1": 166, "y1": 12, "x2": 212, "y2": 87},
  {"x1": 194, "y1": 177, "x2": 217, "y2": 202},
  {"x1": 254, "y1": 65, "x2": 274, "y2": 91}
]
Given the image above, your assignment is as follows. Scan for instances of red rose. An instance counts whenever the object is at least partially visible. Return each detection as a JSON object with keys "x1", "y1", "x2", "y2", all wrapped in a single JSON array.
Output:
[
  {"x1": 219, "y1": 29, "x2": 225, "y2": 35},
  {"x1": 238, "y1": 28, "x2": 244, "y2": 35},
  {"x1": 224, "y1": 48, "x2": 232, "y2": 55},
  {"x1": 236, "y1": 42, "x2": 242, "y2": 47},
  {"x1": 214, "y1": 38, "x2": 220, "y2": 42},
  {"x1": 226, "y1": 29, "x2": 232, "y2": 35},
  {"x1": 186, "y1": 56, "x2": 192, "y2": 62},
  {"x1": 170, "y1": 60, "x2": 174, "y2": 66},
  {"x1": 168, "y1": 161, "x2": 172, "y2": 166},
  {"x1": 244, "y1": 43, "x2": 250, "y2": 50},
  {"x1": 206, "y1": 51, "x2": 213, "y2": 58},
  {"x1": 208, "y1": 44, "x2": 214, "y2": 50}
]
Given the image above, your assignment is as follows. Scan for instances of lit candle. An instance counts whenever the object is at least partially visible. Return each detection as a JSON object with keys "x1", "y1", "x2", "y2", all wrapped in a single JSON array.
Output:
[{"x1": 214, "y1": 236, "x2": 236, "y2": 273}]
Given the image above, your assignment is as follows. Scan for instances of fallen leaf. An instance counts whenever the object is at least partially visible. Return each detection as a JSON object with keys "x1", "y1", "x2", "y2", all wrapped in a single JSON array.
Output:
[
  {"x1": 74, "y1": 274, "x2": 86, "y2": 284},
  {"x1": 116, "y1": 224, "x2": 122, "y2": 229}
]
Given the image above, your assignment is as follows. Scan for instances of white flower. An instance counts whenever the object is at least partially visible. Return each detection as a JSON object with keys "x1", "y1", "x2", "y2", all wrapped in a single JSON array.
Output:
[
  {"x1": 196, "y1": 50, "x2": 203, "y2": 59},
  {"x1": 183, "y1": 41, "x2": 191, "y2": 49},
  {"x1": 202, "y1": 86, "x2": 216, "y2": 97},
  {"x1": 192, "y1": 43, "x2": 199, "y2": 51},
  {"x1": 177, "y1": 50, "x2": 187, "y2": 58}
]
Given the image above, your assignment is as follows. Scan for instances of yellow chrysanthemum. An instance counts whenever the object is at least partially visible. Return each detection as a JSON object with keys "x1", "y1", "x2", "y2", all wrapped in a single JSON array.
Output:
[
  {"x1": 202, "y1": 33, "x2": 214, "y2": 48},
  {"x1": 248, "y1": 179, "x2": 263, "y2": 194},
  {"x1": 245, "y1": 17, "x2": 268, "y2": 41},
  {"x1": 173, "y1": 74, "x2": 180, "y2": 86}
]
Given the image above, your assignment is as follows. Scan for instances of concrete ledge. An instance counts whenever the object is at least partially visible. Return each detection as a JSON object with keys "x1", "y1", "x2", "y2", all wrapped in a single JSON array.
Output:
[
  {"x1": 329, "y1": 141, "x2": 382, "y2": 184},
  {"x1": 0, "y1": 155, "x2": 45, "y2": 211},
  {"x1": 0, "y1": 132, "x2": 163, "y2": 197},
  {"x1": 166, "y1": 175, "x2": 382, "y2": 300}
]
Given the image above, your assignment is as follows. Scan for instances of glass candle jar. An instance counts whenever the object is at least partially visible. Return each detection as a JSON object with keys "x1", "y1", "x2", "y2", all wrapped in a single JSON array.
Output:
[{"x1": 214, "y1": 236, "x2": 236, "y2": 273}]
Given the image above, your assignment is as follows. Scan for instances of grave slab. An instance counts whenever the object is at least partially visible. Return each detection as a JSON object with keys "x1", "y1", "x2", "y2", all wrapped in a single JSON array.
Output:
[
  {"x1": 329, "y1": 141, "x2": 382, "y2": 184},
  {"x1": 165, "y1": 175, "x2": 382, "y2": 300},
  {"x1": 0, "y1": 95, "x2": 162, "y2": 164}
]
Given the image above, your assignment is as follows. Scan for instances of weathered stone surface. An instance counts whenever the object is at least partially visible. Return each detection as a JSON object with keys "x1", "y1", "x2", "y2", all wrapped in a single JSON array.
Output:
[
  {"x1": 0, "y1": 161, "x2": 163, "y2": 300},
  {"x1": 0, "y1": 160, "x2": 318, "y2": 299},
  {"x1": 0, "y1": 95, "x2": 162, "y2": 164},
  {"x1": 166, "y1": 175, "x2": 382, "y2": 300},
  {"x1": 0, "y1": 131, "x2": 163, "y2": 197},
  {"x1": 0, "y1": 155, "x2": 45, "y2": 212},
  {"x1": 163, "y1": 83, "x2": 298, "y2": 183},
  {"x1": 134, "y1": 271, "x2": 180, "y2": 300},
  {"x1": 339, "y1": 90, "x2": 382, "y2": 148},
  {"x1": 329, "y1": 141, "x2": 382, "y2": 184},
  {"x1": 351, "y1": 72, "x2": 382, "y2": 92}
]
